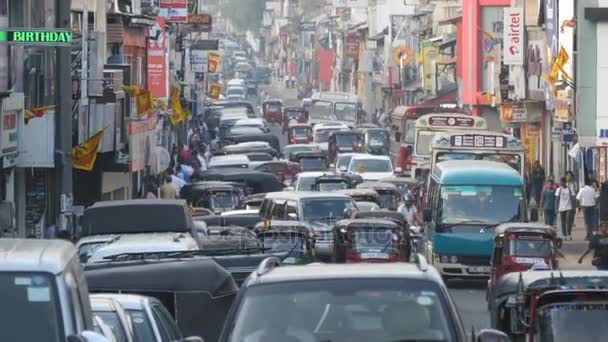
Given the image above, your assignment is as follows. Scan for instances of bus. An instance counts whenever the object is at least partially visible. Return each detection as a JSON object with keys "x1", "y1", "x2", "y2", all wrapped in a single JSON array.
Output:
[
  {"x1": 309, "y1": 92, "x2": 358, "y2": 126},
  {"x1": 412, "y1": 113, "x2": 487, "y2": 180},
  {"x1": 389, "y1": 105, "x2": 467, "y2": 177},
  {"x1": 430, "y1": 131, "x2": 525, "y2": 177},
  {"x1": 422, "y1": 160, "x2": 527, "y2": 279}
]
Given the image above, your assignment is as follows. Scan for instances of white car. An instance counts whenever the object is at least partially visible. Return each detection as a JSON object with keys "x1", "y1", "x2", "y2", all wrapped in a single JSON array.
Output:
[
  {"x1": 227, "y1": 79, "x2": 246, "y2": 87},
  {"x1": 334, "y1": 153, "x2": 366, "y2": 173},
  {"x1": 291, "y1": 171, "x2": 328, "y2": 191},
  {"x1": 208, "y1": 155, "x2": 250, "y2": 169},
  {"x1": 226, "y1": 86, "x2": 246, "y2": 100},
  {"x1": 347, "y1": 154, "x2": 394, "y2": 181},
  {"x1": 233, "y1": 118, "x2": 268, "y2": 132}
]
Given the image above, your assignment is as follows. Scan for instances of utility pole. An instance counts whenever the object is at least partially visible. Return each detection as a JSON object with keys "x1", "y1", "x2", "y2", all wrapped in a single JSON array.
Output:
[{"x1": 55, "y1": 0, "x2": 74, "y2": 233}]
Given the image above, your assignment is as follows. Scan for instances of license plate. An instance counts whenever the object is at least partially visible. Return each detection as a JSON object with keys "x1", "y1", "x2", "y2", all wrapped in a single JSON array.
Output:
[
  {"x1": 468, "y1": 266, "x2": 491, "y2": 274},
  {"x1": 514, "y1": 257, "x2": 546, "y2": 264},
  {"x1": 361, "y1": 253, "x2": 389, "y2": 259}
]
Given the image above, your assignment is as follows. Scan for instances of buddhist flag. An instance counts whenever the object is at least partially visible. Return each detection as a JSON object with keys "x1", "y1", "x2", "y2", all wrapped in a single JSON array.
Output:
[
  {"x1": 169, "y1": 85, "x2": 188, "y2": 125},
  {"x1": 24, "y1": 105, "x2": 54, "y2": 124},
  {"x1": 208, "y1": 82, "x2": 221, "y2": 100},
  {"x1": 72, "y1": 129, "x2": 105, "y2": 171},
  {"x1": 208, "y1": 52, "x2": 221, "y2": 74},
  {"x1": 135, "y1": 89, "x2": 154, "y2": 117}
]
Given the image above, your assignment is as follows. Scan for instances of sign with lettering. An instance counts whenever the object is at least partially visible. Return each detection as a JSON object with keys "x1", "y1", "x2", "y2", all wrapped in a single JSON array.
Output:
[
  {"x1": 600, "y1": 147, "x2": 606, "y2": 183},
  {"x1": 0, "y1": 29, "x2": 73, "y2": 46},
  {"x1": 187, "y1": 14, "x2": 212, "y2": 32},
  {"x1": 450, "y1": 134, "x2": 507, "y2": 148},
  {"x1": 428, "y1": 116, "x2": 475, "y2": 127},
  {"x1": 503, "y1": 8, "x2": 524, "y2": 65}
]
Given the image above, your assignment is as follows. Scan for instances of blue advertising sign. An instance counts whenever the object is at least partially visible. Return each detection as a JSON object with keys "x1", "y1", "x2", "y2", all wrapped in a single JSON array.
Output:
[{"x1": 563, "y1": 122, "x2": 574, "y2": 142}]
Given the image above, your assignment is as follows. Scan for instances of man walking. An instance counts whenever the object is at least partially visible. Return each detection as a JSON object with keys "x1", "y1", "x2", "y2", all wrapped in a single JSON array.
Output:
[
  {"x1": 577, "y1": 180, "x2": 600, "y2": 240},
  {"x1": 578, "y1": 221, "x2": 608, "y2": 270},
  {"x1": 540, "y1": 176, "x2": 557, "y2": 226},
  {"x1": 555, "y1": 177, "x2": 574, "y2": 240}
]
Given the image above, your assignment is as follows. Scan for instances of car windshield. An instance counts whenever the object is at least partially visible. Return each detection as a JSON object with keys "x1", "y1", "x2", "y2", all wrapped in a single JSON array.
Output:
[
  {"x1": 0, "y1": 273, "x2": 63, "y2": 342},
  {"x1": 315, "y1": 129, "x2": 341, "y2": 143},
  {"x1": 416, "y1": 130, "x2": 438, "y2": 155},
  {"x1": 508, "y1": 237, "x2": 553, "y2": 258},
  {"x1": 334, "y1": 102, "x2": 357, "y2": 121},
  {"x1": 300, "y1": 158, "x2": 327, "y2": 171},
  {"x1": 348, "y1": 159, "x2": 393, "y2": 173},
  {"x1": 227, "y1": 279, "x2": 455, "y2": 342},
  {"x1": 538, "y1": 303, "x2": 608, "y2": 342},
  {"x1": 126, "y1": 309, "x2": 157, "y2": 342},
  {"x1": 301, "y1": 198, "x2": 355, "y2": 221},
  {"x1": 366, "y1": 130, "x2": 389, "y2": 147},
  {"x1": 285, "y1": 146, "x2": 318, "y2": 159},
  {"x1": 95, "y1": 311, "x2": 128, "y2": 342},
  {"x1": 211, "y1": 191, "x2": 240, "y2": 209},
  {"x1": 435, "y1": 152, "x2": 522, "y2": 173},
  {"x1": 318, "y1": 181, "x2": 349, "y2": 191},
  {"x1": 293, "y1": 127, "x2": 311, "y2": 137},
  {"x1": 228, "y1": 88, "x2": 244, "y2": 95},
  {"x1": 336, "y1": 134, "x2": 356, "y2": 146},
  {"x1": 296, "y1": 176, "x2": 318, "y2": 191},
  {"x1": 353, "y1": 229, "x2": 397, "y2": 254},
  {"x1": 310, "y1": 101, "x2": 333, "y2": 120},
  {"x1": 439, "y1": 185, "x2": 524, "y2": 225},
  {"x1": 377, "y1": 192, "x2": 397, "y2": 210},
  {"x1": 337, "y1": 155, "x2": 353, "y2": 171},
  {"x1": 262, "y1": 234, "x2": 304, "y2": 253}
]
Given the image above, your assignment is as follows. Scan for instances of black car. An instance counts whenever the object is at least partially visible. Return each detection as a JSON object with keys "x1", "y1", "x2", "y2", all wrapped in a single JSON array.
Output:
[{"x1": 218, "y1": 257, "x2": 508, "y2": 342}]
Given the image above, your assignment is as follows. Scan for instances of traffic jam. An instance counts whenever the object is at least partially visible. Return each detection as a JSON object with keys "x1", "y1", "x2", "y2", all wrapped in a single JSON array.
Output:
[{"x1": 3, "y1": 2, "x2": 608, "y2": 342}]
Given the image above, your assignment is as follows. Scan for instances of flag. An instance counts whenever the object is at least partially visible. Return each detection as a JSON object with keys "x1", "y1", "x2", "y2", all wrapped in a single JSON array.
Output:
[
  {"x1": 120, "y1": 85, "x2": 143, "y2": 96},
  {"x1": 208, "y1": 51, "x2": 221, "y2": 74},
  {"x1": 208, "y1": 82, "x2": 221, "y2": 100},
  {"x1": 544, "y1": 46, "x2": 572, "y2": 97},
  {"x1": 154, "y1": 99, "x2": 167, "y2": 110},
  {"x1": 72, "y1": 129, "x2": 105, "y2": 171},
  {"x1": 135, "y1": 89, "x2": 154, "y2": 117},
  {"x1": 169, "y1": 85, "x2": 188, "y2": 125},
  {"x1": 24, "y1": 105, "x2": 54, "y2": 124}
]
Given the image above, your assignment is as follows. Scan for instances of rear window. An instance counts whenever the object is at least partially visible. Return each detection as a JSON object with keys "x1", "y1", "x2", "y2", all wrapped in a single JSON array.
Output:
[
  {"x1": 95, "y1": 311, "x2": 128, "y2": 342},
  {"x1": 336, "y1": 134, "x2": 356, "y2": 146},
  {"x1": 126, "y1": 309, "x2": 156, "y2": 342}
]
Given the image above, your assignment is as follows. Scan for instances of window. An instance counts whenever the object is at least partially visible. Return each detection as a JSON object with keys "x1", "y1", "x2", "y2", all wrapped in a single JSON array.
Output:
[
  {"x1": 152, "y1": 305, "x2": 181, "y2": 341},
  {"x1": 151, "y1": 307, "x2": 171, "y2": 342},
  {"x1": 415, "y1": 130, "x2": 437, "y2": 155},
  {"x1": 404, "y1": 120, "x2": 416, "y2": 143},
  {"x1": 285, "y1": 201, "x2": 299, "y2": 219},
  {"x1": 95, "y1": 311, "x2": 128, "y2": 342},
  {"x1": 348, "y1": 159, "x2": 393, "y2": 173},
  {"x1": 301, "y1": 198, "x2": 355, "y2": 221},
  {"x1": 309, "y1": 101, "x2": 332, "y2": 120},
  {"x1": 271, "y1": 200, "x2": 287, "y2": 220}
]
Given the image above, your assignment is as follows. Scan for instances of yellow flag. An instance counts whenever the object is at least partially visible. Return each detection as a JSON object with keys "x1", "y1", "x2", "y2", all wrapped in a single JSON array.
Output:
[
  {"x1": 135, "y1": 90, "x2": 154, "y2": 117},
  {"x1": 25, "y1": 105, "x2": 55, "y2": 124},
  {"x1": 121, "y1": 85, "x2": 142, "y2": 97},
  {"x1": 72, "y1": 129, "x2": 105, "y2": 171},
  {"x1": 169, "y1": 86, "x2": 187, "y2": 125}
]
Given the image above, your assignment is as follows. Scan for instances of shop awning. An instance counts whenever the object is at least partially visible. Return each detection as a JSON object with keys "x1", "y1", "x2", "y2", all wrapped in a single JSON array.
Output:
[{"x1": 438, "y1": 13, "x2": 462, "y2": 26}]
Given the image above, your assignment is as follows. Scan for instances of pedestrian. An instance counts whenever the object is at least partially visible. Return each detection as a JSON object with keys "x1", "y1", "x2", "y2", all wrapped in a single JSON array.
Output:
[
  {"x1": 540, "y1": 176, "x2": 557, "y2": 227},
  {"x1": 167, "y1": 168, "x2": 186, "y2": 192},
  {"x1": 577, "y1": 180, "x2": 600, "y2": 240},
  {"x1": 531, "y1": 160, "x2": 545, "y2": 205},
  {"x1": 565, "y1": 170, "x2": 578, "y2": 228},
  {"x1": 555, "y1": 177, "x2": 574, "y2": 240},
  {"x1": 159, "y1": 175, "x2": 178, "y2": 199},
  {"x1": 578, "y1": 221, "x2": 608, "y2": 270}
]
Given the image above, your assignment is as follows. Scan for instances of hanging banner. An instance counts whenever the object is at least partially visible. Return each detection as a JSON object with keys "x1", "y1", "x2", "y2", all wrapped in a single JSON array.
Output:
[
  {"x1": 345, "y1": 33, "x2": 360, "y2": 58},
  {"x1": 554, "y1": 89, "x2": 571, "y2": 122},
  {"x1": 208, "y1": 83, "x2": 221, "y2": 100},
  {"x1": 208, "y1": 51, "x2": 221, "y2": 74},
  {"x1": 421, "y1": 42, "x2": 440, "y2": 91},
  {"x1": 600, "y1": 147, "x2": 606, "y2": 183},
  {"x1": 160, "y1": 0, "x2": 188, "y2": 23},
  {"x1": 503, "y1": 7, "x2": 525, "y2": 65},
  {"x1": 147, "y1": 17, "x2": 167, "y2": 98},
  {"x1": 521, "y1": 124, "x2": 540, "y2": 164}
]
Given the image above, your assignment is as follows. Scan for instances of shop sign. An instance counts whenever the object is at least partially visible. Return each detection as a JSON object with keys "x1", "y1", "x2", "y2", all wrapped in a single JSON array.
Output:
[
  {"x1": 526, "y1": 29, "x2": 547, "y2": 101},
  {"x1": 450, "y1": 134, "x2": 507, "y2": 148},
  {"x1": 0, "y1": 28, "x2": 72, "y2": 46},
  {"x1": 503, "y1": 7, "x2": 524, "y2": 65},
  {"x1": 346, "y1": 33, "x2": 360, "y2": 58},
  {"x1": 147, "y1": 17, "x2": 167, "y2": 98},
  {"x1": 160, "y1": 0, "x2": 188, "y2": 23},
  {"x1": 551, "y1": 127, "x2": 563, "y2": 140},
  {"x1": 191, "y1": 49, "x2": 208, "y2": 72},
  {"x1": 562, "y1": 122, "x2": 575, "y2": 143},
  {"x1": 128, "y1": 116, "x2": 158, "y2": 172},
  {"x1": 428, "y1": 116, "x2": 475, "y2": 127},
  {"x1": 392, "y1": 46, "x2": 413, "y2": 66},
  {"x1": 187, "y1": 14, "x2": 212, "y2": 32},
  {"x1": 600, "y1": 147, "x2": 606, "y2": 183},
  {"x1": 500, "y1": 104, "x2": 527, "y2": 123},
  {"x1": 1, "y1": 93, "x2": 23, "y2": 168},
  {"x1": 554, "y1": 89, "x2": 571, "y2": 122}
]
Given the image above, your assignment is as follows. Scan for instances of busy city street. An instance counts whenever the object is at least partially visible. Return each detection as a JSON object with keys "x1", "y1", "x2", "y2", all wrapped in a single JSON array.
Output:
[{"x1": 1, "y1": 1, "x2": 608, "y2": 342}]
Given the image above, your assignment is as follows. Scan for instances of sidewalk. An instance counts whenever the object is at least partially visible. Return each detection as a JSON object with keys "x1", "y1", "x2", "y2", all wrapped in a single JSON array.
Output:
[{"x1": 548, "y1": 210, "x2": 594, "y2": 270}]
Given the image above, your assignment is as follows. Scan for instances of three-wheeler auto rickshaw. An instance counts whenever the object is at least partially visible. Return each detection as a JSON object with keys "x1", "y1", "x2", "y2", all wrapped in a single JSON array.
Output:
[
  {"x1": 180, "y1": 182, "x2": 243, "y2": 214},
  {"x1": 333, "y1": 218, "x2": 408, "y2": 263},
  {"x1": 253, "y1": 160, "x2": 301, "y2": 186},
  {"x1": 287, "y1": 123, "x2": 313, "y2": 144},
  {"x1": 358, "y1": 127, "x2": 390, "y2": 155},
  {"x1": 488, "y1": 270, "x2": 608, "y2": 341},
  {"x1": 254, "y1": 220, "x2": 315, "y2": 265},
  {"x1": 282, "y1": 106, "x2": 308, "y2": 134},
  {"x1": 292, "y1": 151, "x2": 329, "y2": 172},
  {"x1": 327, "y1": 131, "x2": 359, "y2": 163},
  {"x1": 356, "y1": 182, "x2": 403, "y2": 211},
  {"x1": 351, "y1": 210, "x2": 413, "y2": 259},
  {"x1": 262, "y1": 99, "x2": 283, "y2": 125},
  {"x1": 313, "y1": 173, "x2": 363, "y2": 191}
]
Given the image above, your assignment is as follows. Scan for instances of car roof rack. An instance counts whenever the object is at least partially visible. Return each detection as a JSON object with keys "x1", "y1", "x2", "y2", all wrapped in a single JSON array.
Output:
[
  {"x1": 414, "y1": 253, "x2": 429, "y2": 272},
  {"x1": 256, "y1": 256, "x2": 281, "y2": 276}
]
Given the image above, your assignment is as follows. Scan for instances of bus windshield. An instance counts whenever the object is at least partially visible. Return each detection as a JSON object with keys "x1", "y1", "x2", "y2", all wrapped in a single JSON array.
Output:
[
  {"x1": 416, "y1": 130, "x2": 437, "y2": 155},
  {"x1": 439, "y1": 185, "x2": 524, "y2": 225},
  {"x1": 310, "y1": 101, "x2": 332, "y2": 120},
  {"x1": 334, "y1": 102, "x2": 357, "y2": 122},
  {"x1": 404, "y1": 120, "x2": 416, "y2": 143},
  {"x1": 435, "y1": 152, "x2": 522, "y2": 173}
]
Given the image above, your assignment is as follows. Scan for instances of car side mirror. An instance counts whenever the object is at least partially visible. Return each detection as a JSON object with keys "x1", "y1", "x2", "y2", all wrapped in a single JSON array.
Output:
[
  {"x1": 182, "y1": 337, "x2": 205, "y2": 342},
  {"x1": 476, "y1": 329, "x2": 509, "y2": 342},
  {"x1": 422, "y1": 208, "x2": 432, "y2": 222}
]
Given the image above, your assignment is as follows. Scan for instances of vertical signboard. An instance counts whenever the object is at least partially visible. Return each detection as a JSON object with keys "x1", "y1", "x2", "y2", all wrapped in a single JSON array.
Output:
[
  {"x1": 1, "y1": 92, "x2": 22, "y2": 168},
  {"x1": 345, "y1": 33, "x2": 360, "y2": 58},
  {"x1": 128, "y1": 116, "x2": 158, "y2": 172},
  {"x1": 480, "y1": 7, "x2": 504, "y2": 93},
  {"x1": 0, "y1": 0, "x2": 7, "y2": 93},
  {"x1": 148, "y1": 17, "x2": 167, "y2": 98},
  {"x1": 503, "y1": 7, "x2": 524, "y2": 65},
  {"x1": 526, "y1": 28, "x2": 547, "y2": 101}
]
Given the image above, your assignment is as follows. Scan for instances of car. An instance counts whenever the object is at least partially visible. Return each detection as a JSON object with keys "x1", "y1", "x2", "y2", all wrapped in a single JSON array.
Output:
[
  {"x1": 290, "y1": 171, "x2": 327, "y2": 191},
  {"x1": 90, "y1": 295, "x2": 136, "y2": 342},
  {"x1": 226, "y1": 94, "x2": 246, "y2": 102},
  {"x1": 209, "y1": 155, "x2": 250, "y2": 169},
  {"x1": 347, "y1": 154, "x2": 395, "y2": 181},
  {"x1": 235, "y1": 62, "x2": 252, "y2": 73},
  {"x1": 227, "y1": 79, "x2": 246, "y2": 88},
  {"x1": 93, "y1": 316, "x2": 118, "y2": 342},
  {"x1": 233, "y1": 118, "x2": 268, "y2": 132},
  {"x1": 226, "y1": 87, "x2": 246, "y2": 100},
  {"x1": 283, "y1": 144, "x2": 321, "y2": 160},
  {"x1": 94, "y1": 294, "x2": 203, "y2": 342},
  {"x1": 312, "y1": 123, "x2": 350, "y2": 152},
  {"x1": 0, "y1": 239, "x2": 107, "y2": 342},
  {"x1": 228, "y1": 126, "x2": 266, "y2": 137},
  {"x1": 219, "y1": 257, "x2": 508, "y2": 342}
]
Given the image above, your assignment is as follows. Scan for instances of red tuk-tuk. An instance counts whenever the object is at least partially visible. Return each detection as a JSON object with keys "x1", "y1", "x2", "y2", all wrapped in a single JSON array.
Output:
[
  {"x1": 327, "y1": 131, "x2": 359, "y2": 163},
  {"x1": 287, "y1": 123, "x2": 313, "y2": 144},
  {"x1": 333, "y1": 218, "x2": 407, "y2": 263},
  {"x1": 488, "y1": 223, "x2": 562, "y2": 297},
  {"x1": 262, "y1": 99, "x2": 283, "y2": 125},
  {"x1": 282, "y1": 106, "x2": 308, "y2": 134}
]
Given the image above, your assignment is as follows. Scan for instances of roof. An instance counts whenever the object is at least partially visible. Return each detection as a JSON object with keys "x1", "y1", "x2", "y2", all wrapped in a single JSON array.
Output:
[
  {"x1": 350, "y1": 154, "x2": 391, "y2": 161},
  {"x1": 296, "y1": 171, "x2": 327, "y2": 179},
  {"x1": 336, "y1": 188, "x2": 379, "y2": 197},
  {"x1": 335, "y1": 218, "x2": 401, "y2": 228},
  {"x1": 251, "y1": 262, "x2": 442, "y2": 285},
  {"x1": 356, "y1": 182, "x2": 399, "y2": 190},
  {"x1": 0, "y1": 239, "x2": 77, "y2": 274},
  {"x1": 433, "y1": 160, "x2": 523, "y2": 186},
  {"x1": 85, "y1": 258, "x2": 238, "y2": 295},
  {"x1": 209, "y1": 155, "x2": 250, "y2": 167},
  {"x1": 494, "y1": 223, "x2": 558, "y2": 237},
  {"x1": 379, "y1": 176, "x2": 422, "y2": 185},
  {"x1": 352, "y1": 210, "x2": 406, "y2": 223},
  {"x1": 91, "y1": 293, "x2": 158, "y2": 311},
  {"x1": 234, "y1": 118, "x2": 264, "y2": 126},
  {"x1": 221, "y1": 209, "x2": 259, "y2": 216},
  {"x1": 264, "y1": 191, "x2": 352, "y2": 201}
]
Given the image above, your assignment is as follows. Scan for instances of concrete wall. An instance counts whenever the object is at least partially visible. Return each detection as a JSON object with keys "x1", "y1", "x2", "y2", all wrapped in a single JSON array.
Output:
[{"x1": 576, "y1": 1, "x2": 599, "y2": 146}]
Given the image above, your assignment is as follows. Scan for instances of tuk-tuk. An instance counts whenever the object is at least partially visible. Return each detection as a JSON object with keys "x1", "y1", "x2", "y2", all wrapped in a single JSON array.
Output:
[
  {"x1": 293, "y1": 151, "x2": 329, "y2": 172},
  {"x1": 359, "y1": 127, "x2": 390, "y2": 155},
  {"x1": 328, "y1": 131, "x2": 359, "y2": 163},
  {"x1": 488, "y1": 270, "x2": 608, "y2": 341},
  {"x1": 194, "y1": 169, "x2": 283, "y2": 194},
  {"x1": 333, "y1": 219, "x2": 408, "y2": 263},
  {"x1": 254, "y1": 220, "x2": 315, "y2": 265},
  {"x1": 253, "y1": 161, "x2": 300, "y2": 186},
  {"x1": 283, "y1": 106, "x2": 309, "y2": 134},
  {"x1": 351, "y1": 210, "x2": 413, "y2": 259},
  {"x1": 84, "y1": 258, "x2": 238, "y2": 342},
  {"x1": 488, "y1": 223, "x2": 562, "y2": 294},
  {"x1": 379, "y1": 176, "x2": 424, "y2": 207},
  {"x1": 262, "y1": 99, "x2": 283, "y2": 125},
  {"x1": 180, "y1": 182, "x2": 243, "y2": 214},
  {"x1": 355, "y1": 182, "x2": 402, "y2": 211},
  {"x1": 314, "y1": 174, "x2": 363, "y2": 191},
  {"x1": 287, "y1": 123, "x2": 313, "y2": 145},
  {"x1": 336, "y1": 189, "x2": 380, "y2": 205}
]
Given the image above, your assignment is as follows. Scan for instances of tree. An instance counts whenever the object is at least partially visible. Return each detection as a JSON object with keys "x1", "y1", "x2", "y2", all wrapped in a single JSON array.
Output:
[{"x1": 221, "y1": 0, "x2": 267, "y2": 32}]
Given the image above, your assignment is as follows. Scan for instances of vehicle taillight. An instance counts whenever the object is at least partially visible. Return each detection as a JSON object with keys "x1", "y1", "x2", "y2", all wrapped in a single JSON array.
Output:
[
  {"x1": 388, "y1": 254, "x2": 400, "y2": 262},
  {"x1": 346, "y1": 252, "x2": 362, "y2": 263},
  {"x1": 404, "y1": 163, "x2": 411, "y2": 171}
]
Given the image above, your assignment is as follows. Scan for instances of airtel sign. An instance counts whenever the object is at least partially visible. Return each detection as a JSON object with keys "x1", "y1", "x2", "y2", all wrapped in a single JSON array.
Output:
[{"x1": 503, "y1": 7, "x2": 524, "y2": 65}]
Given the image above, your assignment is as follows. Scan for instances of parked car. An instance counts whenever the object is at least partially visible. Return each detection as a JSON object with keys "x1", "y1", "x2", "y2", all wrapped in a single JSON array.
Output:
[{"x1": 90, "y1": 295, "x2": 136, "y2": 342}]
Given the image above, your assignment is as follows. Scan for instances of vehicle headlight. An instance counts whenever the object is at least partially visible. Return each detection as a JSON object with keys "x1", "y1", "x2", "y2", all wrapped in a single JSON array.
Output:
[
  {"x1": 450, "y1": 256, "x2": 458, "y2": 264},
  {"x1": 440, "y1": 255, "x2": 449, "y2": 263}
]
